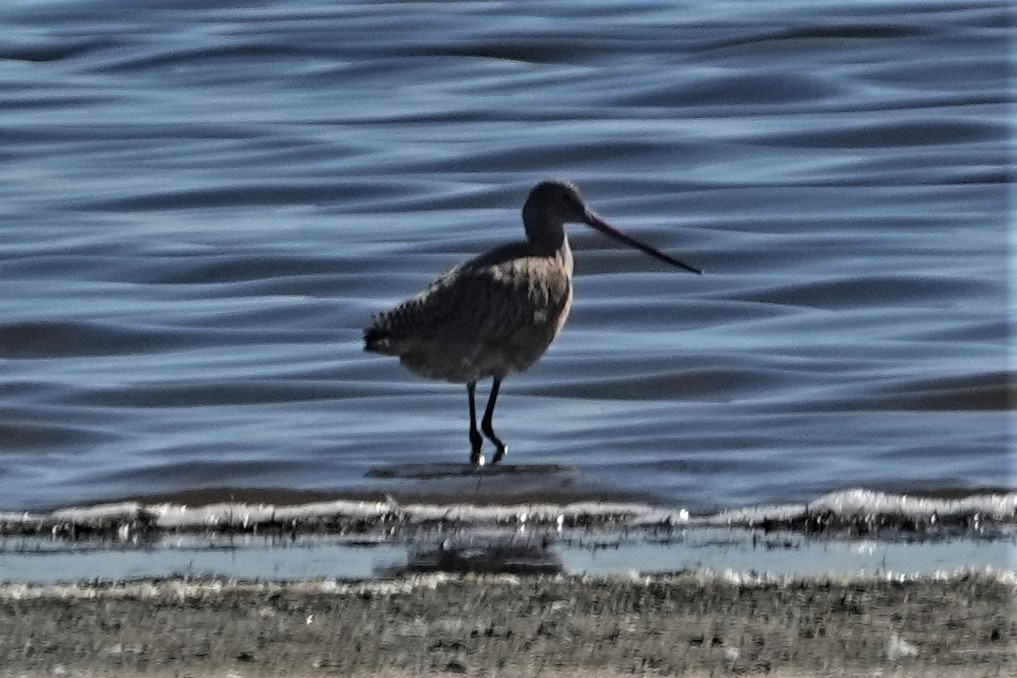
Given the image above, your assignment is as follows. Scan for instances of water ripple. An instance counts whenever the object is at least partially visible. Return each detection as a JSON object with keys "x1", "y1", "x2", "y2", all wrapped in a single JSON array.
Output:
[{"x1": 0, "y1": 0, "x2": 1008, "y2": 512}]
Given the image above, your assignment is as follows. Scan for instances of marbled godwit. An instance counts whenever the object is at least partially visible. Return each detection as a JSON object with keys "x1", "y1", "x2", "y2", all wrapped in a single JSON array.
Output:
[{"x1": 364, "y1": 180, "x2": 701, "y2": 466}]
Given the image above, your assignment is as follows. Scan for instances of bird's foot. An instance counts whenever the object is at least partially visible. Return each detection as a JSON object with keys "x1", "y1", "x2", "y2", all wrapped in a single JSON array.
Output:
[
  {"x1": 490, "y1": 444, "x2": 507, "y2": 465},
  {"x1": 469, "y1": 427, "x2": 485, "y2": 467}
]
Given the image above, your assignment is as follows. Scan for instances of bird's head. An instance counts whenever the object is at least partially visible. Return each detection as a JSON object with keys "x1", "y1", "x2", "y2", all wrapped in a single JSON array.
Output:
[{"x1": 522, "y1": 179, "x2": 702, "y2": 274}]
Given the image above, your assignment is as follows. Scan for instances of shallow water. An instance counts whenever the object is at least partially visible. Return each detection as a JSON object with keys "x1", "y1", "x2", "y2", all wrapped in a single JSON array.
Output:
[
  {"x1": 3, "y1": 530, "x2": 1013, "y2": 585},
  {"x1": 4, "y1": 489, "x2": 1014, "y2": 582},
  {"x1": 0, "y1": 0, "x2": 1011, "y2": 512}
]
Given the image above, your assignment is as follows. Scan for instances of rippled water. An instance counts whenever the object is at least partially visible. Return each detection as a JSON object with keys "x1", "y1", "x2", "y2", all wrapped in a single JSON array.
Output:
[{"x1": 0, "y1": 0, "x2": 1011, "y2": 512}]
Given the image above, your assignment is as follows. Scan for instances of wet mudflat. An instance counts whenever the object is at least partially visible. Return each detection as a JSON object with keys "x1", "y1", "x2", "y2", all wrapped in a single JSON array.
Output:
[{"x1": 1, "y1": 573, "x2": 1012, "y2": 677}]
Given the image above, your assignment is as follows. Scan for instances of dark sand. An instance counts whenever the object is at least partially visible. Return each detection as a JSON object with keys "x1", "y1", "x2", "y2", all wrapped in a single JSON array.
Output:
[{"x1": 1, "y1": 572, "x2": 1012, "y2": 677}]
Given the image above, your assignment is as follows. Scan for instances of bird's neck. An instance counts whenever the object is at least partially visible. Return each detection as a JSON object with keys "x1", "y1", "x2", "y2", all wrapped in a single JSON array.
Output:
[
  {"x1": 558, "y1": 237, "x2": 574, "y2": 277},
  {"x1": 522, "y1": 204, "x2": 566, "y2": 251},
  {"x1": 524, "y1": 231, "x2": 568, "y2": 260}
]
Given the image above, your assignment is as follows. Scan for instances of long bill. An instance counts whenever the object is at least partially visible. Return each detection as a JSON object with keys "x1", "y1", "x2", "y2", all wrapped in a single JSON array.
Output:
[{"x1": 584, "y1": 211, "x2": 702, "y2": 274}]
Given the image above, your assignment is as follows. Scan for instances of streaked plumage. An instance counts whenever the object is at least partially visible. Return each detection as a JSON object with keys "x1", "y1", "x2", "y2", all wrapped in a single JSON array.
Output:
[
  {"x1": 365, "y1": 241, "x2": 572, "y2": 383},
  {"x1": 365, "y1": 180, "x2": 700, "y2": 466}
]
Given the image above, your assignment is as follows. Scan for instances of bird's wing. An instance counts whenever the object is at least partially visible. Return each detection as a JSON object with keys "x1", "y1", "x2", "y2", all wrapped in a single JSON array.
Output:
[{"x1": 367, "y1": 260, "x2": 526, "y2": 346}]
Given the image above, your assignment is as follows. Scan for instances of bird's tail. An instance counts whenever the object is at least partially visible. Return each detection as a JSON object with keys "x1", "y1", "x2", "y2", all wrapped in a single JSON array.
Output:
[
  {"x1": 365, "y1": 297, "x2": 429, "y2": 355},
  {"x1": 363, "y1": 317, "x2": 404, "y2": 355},
  {"x1": 363, "y1": 326, "x2": 390, "y2": 354}
]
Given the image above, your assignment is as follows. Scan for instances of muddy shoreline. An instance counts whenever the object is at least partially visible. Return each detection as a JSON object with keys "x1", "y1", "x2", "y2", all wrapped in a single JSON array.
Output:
[
  {"x1": 1, "y1": 572, "x2": 1012, "y2": 677},
  {"x1": 4, "y1": 489, "x2": 1014, "y2": 542}
]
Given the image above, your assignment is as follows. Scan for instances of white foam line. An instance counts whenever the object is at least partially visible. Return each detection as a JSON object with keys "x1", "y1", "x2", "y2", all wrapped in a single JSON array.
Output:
[
  {"x1": 0, "y1": 573, "x2": 458, "y2": 602},
  {"x1": 0, "y1": 568, "x2": 1011, "y2": 602},
  {"x1": 703, "y1": 489, "x2": 1017, "y2": 526},
  {"x1": 2, "y1": 489, "x2": 1014, "y2": 533},
  {"x1": 48, "y1": 502, "x2": 144, "y2": 522},
  {"x1": 808, "y1": 489, "x2": 1017, "y2": 520},
  {"x1": 1, "y1": 500, "x2": 688, "y2": 531}
]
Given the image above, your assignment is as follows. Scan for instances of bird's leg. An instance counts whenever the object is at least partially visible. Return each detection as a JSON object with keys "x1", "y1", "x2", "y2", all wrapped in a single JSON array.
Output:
[
  {"x1": 482, "y1": 377, "x2": 508, "y2": 464},
  {"x1": 467, "y1": 381, "x2": 484, "y2": 466}
]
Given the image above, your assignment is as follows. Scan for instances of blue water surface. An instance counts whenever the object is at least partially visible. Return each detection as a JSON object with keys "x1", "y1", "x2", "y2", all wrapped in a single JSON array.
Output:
[{"x1": 0, "y1": 0, "x2": 1011, "y2": 511}]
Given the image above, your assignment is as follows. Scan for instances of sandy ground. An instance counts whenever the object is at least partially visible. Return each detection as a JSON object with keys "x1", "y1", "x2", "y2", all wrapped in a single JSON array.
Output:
[{"x1": 0, "y1": 572, "x2": 1013, "y2": 677}]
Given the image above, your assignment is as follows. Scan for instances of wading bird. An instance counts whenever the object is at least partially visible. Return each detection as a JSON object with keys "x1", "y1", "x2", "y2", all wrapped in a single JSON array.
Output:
[{"x1": 364, "y1": 180, "x2": 701, "y2": 466}]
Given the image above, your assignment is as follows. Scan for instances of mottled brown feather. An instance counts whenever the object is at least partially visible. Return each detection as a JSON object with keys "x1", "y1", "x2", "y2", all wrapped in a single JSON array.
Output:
[{"x1": 365, "y1": 240, "x2": 573, "y2": 383}]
